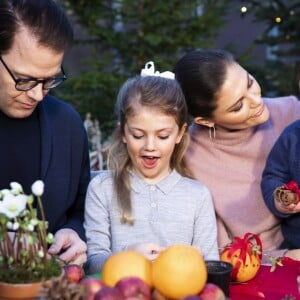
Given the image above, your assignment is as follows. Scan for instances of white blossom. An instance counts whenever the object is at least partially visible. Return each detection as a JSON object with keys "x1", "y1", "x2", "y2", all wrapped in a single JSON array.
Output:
[
  {"x1": 0, "y1": 193, "x2": 27, "y2": 218},
  {"x1": 0, "y1": 189, "x2": 10, "y2": 199},
  {"x1": 30, "y1": 219, "x2": 39, "y2": 226},
  {"x1": 0, "y1": 179, "x2": 57, "y2": 278},
  {"x1": 6, "y1": 221, "x2": 13, "y2": 230},
  {"x1": 12, "y1": 222, "x2": 20, "y2": 230},
  {"x1": 6, "y1": 221, "x2": 20, "y2": 231},
  {"x1": 46, "y1": 233, "x2": 55, "y2": 244},
  {"x1": 31, "y1": 180, "x2": 44, "y2": 197},
  {"x1": 27, "y1": 224, "x2": 34, "y2": 232},
  {"x1": 10, "y1": 182, "x2": 23, "y2": 195},
  {"x1": 38, "y1": 250, "x2": 44, "y2": 258}
]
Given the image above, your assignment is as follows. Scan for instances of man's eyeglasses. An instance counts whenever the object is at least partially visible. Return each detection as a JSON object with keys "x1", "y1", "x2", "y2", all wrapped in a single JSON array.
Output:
[{"x1": 0, "y1": 56, "x2": 67, "y2": 91}]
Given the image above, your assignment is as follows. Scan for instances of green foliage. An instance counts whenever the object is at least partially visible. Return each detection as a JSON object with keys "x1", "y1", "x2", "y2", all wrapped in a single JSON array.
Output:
[
  {"x1": 243, "y1": 1, "x2": 300, "y2": 55},
  {"x1": 240, "y1": 0, "x2": 300, "y2": 96},
  {"x1": 0, "y1": 256, "x2": 61, "y2": 284},
  {"x1": 59, "y1": 0, "x2": 230, "y2": 137}
]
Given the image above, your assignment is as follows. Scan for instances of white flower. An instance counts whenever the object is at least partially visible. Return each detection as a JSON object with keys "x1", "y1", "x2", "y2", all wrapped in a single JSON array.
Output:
[
  {"x1": 6, "y1": 221, "x2": 20, "y2": 230},
  {"x1": 0, "y1": 189, "x2": 10, "y2": 199},
  {"x1": 38, "y1": 250, "x2": 44, "y2": 258},
  {"x1": 6, "y1": 221, "x2": 13, "y2": 230},
  {"x1": 12, "y1": 222, "x2": 20, "y2": 231},
  {"x1": 31, "y1": 180, "x2": 44, "y2": 197},
  {"x1": 10, "y1": 182, "x2": 23, "y2": 195},
  {"x1": 30, "y1": 218, "x2": 39, "y2": 226},
  {"x1": 27, "y1": 224, "x2": 34, "y2": 232},
  {"x1": 0, "y1": 193, "x2": 27, "y2": 219},
  {"x1": 46, "y1": 233, "x2": 55, "y2": 244}
]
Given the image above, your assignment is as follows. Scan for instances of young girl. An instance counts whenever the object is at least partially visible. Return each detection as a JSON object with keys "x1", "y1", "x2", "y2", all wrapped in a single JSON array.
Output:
[{"x1": 84, "y1": 62, "x2": 219, "y2": 275}]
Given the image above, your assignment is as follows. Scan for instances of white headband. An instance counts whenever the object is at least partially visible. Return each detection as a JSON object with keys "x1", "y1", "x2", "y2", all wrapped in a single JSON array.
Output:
[{"x1": 140, "y1": 61, "x2": 175, "y2": 80}]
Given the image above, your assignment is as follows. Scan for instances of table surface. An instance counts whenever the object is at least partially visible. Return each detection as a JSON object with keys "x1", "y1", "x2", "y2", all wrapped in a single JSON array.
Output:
[
  {"x1": 89, "y1": 258, "x2": 300, "y2": 299},
  {"x1": 229, "y1": 258, "x2": 300, "y2": 300}
]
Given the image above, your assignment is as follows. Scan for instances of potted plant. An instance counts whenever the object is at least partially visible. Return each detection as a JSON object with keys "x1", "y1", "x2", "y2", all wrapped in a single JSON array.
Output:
[{"x1": 0, "y1": 180, "x2": 62, "y2": 299}]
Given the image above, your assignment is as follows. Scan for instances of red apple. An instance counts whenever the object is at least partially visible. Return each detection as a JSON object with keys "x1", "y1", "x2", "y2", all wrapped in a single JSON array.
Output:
[
  {"x1": 198, "y1": 283, "x2": 225, "y2": 300},
  {"x1": 151, "y1": 289, "x2": 169, "y2": 300},
  {"x1": 80, "y1": 277, "x2": 105, "y2": 300},
  {"x1": 115, "y1": 276, "x2": 151, "y2": 300},
  {"x1": 64, "y1": 264, "x2": 85, "y2": 283},
  {"x1": 94, "y1": 286, "x2": 122, "y2": 300},
  {"x1": 180, "y1": 296, "x2": 201, "y2": 300}
]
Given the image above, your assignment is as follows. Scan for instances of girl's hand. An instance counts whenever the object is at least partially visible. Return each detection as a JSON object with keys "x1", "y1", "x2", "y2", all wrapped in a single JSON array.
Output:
[{"x1": 126, "y1": 243, "x2": 165, "y2": 261}]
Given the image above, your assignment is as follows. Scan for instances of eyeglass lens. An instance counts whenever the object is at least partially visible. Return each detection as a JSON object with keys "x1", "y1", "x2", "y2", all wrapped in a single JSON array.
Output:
[
  {"x1": 0, "y1": 56, "x2": 66, "y2": 91},
  {"x1": 16, "y1": 77, "x2": 66, "y2": 91}
]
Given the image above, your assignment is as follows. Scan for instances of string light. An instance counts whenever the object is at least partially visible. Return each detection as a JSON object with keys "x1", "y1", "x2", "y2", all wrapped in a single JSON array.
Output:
[
  {"x1": 275, "y1": 17, "x2": 281, "y2": 23},
  {"x1": 240, "y1": 6, "x2": 247, "y2": 14}
]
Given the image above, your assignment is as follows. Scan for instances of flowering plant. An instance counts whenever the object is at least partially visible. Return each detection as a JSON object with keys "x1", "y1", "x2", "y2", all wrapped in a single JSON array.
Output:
[{"x1": 0, "y1": 180, "x2": 61, "y2": 283}]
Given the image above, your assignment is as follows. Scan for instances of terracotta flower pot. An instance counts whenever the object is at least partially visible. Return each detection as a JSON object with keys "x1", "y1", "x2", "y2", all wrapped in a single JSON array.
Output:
[
  {"x1": 0, "y1": 280, "x2": 44, "y2": 299},
  {"x1": 0, "y1": 270, "x2": 64, "y2": 299}
]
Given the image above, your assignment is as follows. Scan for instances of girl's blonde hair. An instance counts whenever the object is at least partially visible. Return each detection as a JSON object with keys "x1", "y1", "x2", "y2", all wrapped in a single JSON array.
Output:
[{"x1": 107, "y1": 75, "x2": 191, "y2": 224}]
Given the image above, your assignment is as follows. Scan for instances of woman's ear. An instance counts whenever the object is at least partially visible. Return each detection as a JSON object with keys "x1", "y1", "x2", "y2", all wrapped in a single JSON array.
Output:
[{"x1": 194, "y1": 116, "x2": 214, "y2": 128}]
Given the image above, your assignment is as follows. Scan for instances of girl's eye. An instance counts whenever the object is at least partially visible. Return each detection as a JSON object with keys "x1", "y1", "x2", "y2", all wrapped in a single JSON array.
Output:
[
  {"x1": 159, "y1": 136, "x2": 169, "y2": 140},
  {"x1": 133, "y1": 135, "x2": 143, "y2": 139}
]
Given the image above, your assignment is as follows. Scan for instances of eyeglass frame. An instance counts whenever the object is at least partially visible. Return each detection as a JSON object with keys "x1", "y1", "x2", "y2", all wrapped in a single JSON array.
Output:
[{"x1": 0, "y1": 56, "x2": 67, "y2": 91}]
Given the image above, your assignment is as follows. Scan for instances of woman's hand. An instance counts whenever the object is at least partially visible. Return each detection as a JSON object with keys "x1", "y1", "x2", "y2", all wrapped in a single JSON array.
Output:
[{"x1": 126, "y1": 243, "x2": 165, "y2": 261}]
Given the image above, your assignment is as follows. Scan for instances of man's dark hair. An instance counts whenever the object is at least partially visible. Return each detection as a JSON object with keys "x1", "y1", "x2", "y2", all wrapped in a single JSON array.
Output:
[{"x1": 0, "y1": 0, "x2": 73, "y2": 55}]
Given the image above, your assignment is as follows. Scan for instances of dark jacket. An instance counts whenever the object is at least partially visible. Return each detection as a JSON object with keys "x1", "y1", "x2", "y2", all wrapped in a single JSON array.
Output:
[
  {"x1": 38, "y1": 94, "x2": 90, "y2": 240},
  {"x1": 261, "y1": 120, "x2": 300, "y2": 248}
]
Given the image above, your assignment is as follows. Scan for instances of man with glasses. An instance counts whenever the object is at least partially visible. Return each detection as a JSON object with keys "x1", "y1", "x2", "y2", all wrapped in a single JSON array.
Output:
[{"x1": 0, "y1": 0, "x2": 90, "y2": 265}]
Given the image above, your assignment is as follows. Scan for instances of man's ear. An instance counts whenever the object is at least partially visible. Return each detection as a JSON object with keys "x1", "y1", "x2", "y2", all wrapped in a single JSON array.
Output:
[{"x1": 194, "y1": 116, "x2": 214, "y2": 128}]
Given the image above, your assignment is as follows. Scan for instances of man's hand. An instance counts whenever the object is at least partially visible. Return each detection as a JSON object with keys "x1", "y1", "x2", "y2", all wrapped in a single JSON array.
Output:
[{"x1": 48, "y1": 228, "x2": 87, "y2": 266}]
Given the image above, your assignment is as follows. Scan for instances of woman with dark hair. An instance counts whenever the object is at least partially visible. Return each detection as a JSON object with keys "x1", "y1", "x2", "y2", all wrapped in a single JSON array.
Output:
[{"x1": 174, "y1": 49, "x2": 300, "y2": 261}]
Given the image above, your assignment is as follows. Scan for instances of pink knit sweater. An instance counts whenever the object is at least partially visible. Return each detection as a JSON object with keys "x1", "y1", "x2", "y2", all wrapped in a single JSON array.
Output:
[{"x1": 185, "y1": 96, "x2": 300, "y2": 256}]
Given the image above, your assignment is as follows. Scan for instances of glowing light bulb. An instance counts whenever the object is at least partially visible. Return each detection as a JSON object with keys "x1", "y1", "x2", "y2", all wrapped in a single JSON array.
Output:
[
  {"x1": 275, "y1": 17, "x2": 282, "y2": 23},
  {"x1": 240, "y1": 6, "x2": 247, "y2": 13}
]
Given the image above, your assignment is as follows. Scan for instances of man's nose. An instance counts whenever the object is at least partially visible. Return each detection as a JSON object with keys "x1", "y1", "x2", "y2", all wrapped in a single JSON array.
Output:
[{"x1": 26, "y1": 84, "x2": 45, "y2": 102}]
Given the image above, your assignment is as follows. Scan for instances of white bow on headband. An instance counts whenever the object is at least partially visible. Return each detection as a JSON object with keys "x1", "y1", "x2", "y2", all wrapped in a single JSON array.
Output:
[{"x1": 140, "y1": 61, "x2": 175, "y2": 80}]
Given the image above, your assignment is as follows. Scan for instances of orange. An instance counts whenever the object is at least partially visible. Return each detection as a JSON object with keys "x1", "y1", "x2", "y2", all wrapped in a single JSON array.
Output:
[
  {"x1": 152, "y1": 244, "x2": 207, "y2": 299},
  {"x1": 102, "y1": 250, "x2": 152, "y2": 287},
  {"x1": 221, "y1": 249, "x2": 260, "y2": 282}
]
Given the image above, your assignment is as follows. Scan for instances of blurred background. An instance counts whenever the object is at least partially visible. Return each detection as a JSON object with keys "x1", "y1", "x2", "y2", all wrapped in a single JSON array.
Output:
[{"x1": 54, "y1": 0, "x2": 300, "y2": 170}]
